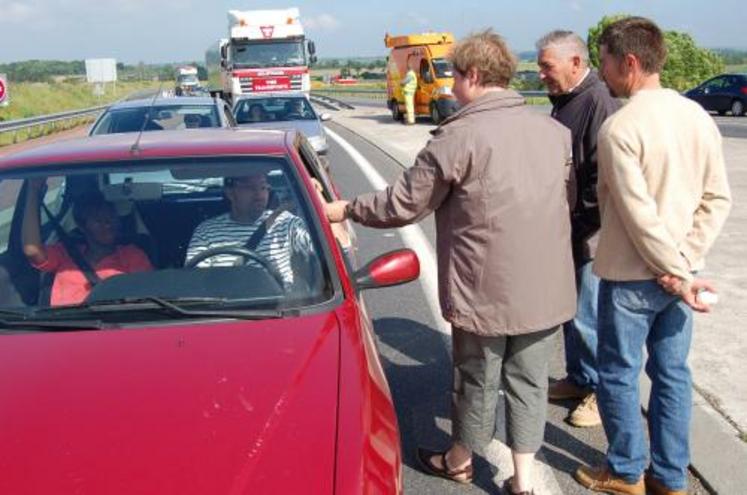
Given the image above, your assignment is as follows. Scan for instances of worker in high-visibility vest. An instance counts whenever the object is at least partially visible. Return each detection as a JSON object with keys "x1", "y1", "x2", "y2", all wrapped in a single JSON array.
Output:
[{"x1": 401, "y1": 60, "x2": 418, "y2": 125}]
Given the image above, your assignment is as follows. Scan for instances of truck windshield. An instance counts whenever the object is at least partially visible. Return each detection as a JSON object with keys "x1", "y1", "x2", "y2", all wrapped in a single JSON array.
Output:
[
  {"x1": 178, "y1": 75, "x2": 199, "y2": 85},
  {"x1": 432, "y1": 58, "x2": 454, "y2": 79},
  {"x1": 232, "y1": 41, "x2": 306, "y2": 68}
]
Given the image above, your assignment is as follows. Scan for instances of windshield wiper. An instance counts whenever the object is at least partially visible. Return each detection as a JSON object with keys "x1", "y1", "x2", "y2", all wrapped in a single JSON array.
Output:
[
  {"x1": 79, "y1": 297, "x2": 288, "y2": 321},
  {"x1": 0, "y1": 318, "x2": 104, "y2": 332}
]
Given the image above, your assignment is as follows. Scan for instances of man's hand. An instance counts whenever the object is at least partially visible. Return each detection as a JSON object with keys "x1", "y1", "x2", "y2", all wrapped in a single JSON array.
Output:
[
  {"x1": 325, "y1": 200, "x2": 349, "y2": 223},
  {"x1": 659, "y1": 274, "x2": 716, "y2": 313}
]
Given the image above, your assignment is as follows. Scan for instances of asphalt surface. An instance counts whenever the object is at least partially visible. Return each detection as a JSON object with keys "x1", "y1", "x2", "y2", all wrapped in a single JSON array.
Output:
[
  {"x1": 324, "y1": 121, "x2": 712, "y2": 494},
  {"x1": 328, "y1": 96, "x2": 747, "y2": 139}
]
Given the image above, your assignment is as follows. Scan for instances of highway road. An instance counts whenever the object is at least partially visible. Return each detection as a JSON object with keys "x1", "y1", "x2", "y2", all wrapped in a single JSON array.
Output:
[{"x1": 330, "y1": 96, "x2": 747, "y2": 139}]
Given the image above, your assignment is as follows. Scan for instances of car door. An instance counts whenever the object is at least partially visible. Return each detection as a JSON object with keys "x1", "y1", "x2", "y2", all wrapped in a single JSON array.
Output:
[{"x1": 701, "y1": 76, "x2": 730, "y2": 112}]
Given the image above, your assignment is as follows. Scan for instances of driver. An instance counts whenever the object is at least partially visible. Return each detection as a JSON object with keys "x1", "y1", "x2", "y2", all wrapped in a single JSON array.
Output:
[
  {"x1": 185, "y1": 172, "x2": 314, "y2": 289},
  {"x1": 285, "y1": 99, "x2": 309, "y2": 119}
]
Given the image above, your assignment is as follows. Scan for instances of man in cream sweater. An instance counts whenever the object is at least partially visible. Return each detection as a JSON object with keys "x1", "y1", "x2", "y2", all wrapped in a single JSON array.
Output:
[{"x1": 574, "y1": 17, "x2": 732, "y2": 495}]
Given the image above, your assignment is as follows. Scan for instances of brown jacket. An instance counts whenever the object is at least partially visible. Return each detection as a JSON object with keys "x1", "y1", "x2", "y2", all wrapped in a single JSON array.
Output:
[{"x1": 349, "y1": 90, "x2": 577, "y2": 335}]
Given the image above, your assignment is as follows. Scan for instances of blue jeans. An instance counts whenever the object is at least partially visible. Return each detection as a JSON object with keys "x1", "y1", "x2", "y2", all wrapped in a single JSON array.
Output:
[
  {"x1": 563, "y1": 261, "x2": 600, "y2": 390},
  {"x1": 597, "y1": 279, "x2": 693, "y2": 490}
]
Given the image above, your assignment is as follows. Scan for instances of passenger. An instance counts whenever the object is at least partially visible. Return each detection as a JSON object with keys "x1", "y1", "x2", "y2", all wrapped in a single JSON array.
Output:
[
  {"x1": 185, "y1": 172, "x2": 313, "y2": 289},
  {"x1": 184, "y1": 113, "x2": 201, "y2": 128},
  {"x1": 22, "y1": 179, "x2": 153, "y2": 306},
  {"x1": 324, "y1": 30, "x2": 576, "y2": 493},
  {"x1": 246, "y1": 104, "x2": 268, "y2": 123}
]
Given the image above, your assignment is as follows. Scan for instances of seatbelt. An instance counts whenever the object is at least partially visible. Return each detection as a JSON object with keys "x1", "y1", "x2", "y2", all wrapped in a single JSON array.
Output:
[
  {"x1": 40, "y1": 203, "x2": 102, "y2": 288},
  {"x1": 244, "y1": 209, "x2": 284, "y2": 251}
]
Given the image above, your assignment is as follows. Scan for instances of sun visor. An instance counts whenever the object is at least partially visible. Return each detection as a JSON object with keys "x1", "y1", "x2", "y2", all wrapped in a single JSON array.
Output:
[{"x1": 169, "y1": 161, "x2": 283, "y2": 180}]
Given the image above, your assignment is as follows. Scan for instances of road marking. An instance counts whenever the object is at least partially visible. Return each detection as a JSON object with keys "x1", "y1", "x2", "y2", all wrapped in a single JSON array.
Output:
[
  {"x1": 326, "y1": 127, "x2": 449, "y2": 335},
  {"x1": 327, "y1": 127, "x2": 563, "y2": 494}
]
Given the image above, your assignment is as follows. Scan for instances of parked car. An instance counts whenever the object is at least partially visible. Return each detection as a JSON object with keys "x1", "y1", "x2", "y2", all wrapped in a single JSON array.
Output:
[
  {"x1": 0, "y1": 128, "x2": 415, "y2": 494},
  {"x1": 90, "y1": 96, "x2": 236, "y2": 135},
  {"x1": 233, "y1": 93, "x2": 331, "y2": 154},
  {"x1": 684, "y1": 73, "x2": 747, "y2": 116}
]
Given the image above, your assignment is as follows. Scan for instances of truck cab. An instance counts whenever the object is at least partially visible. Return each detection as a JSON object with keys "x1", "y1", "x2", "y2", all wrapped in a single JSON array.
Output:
[
  {"x1": 385, "y1": 32, "x2": 459, "y2": 124},
  {"x1": 206, "y1": 8, "x2": 316, "y2": 104}
]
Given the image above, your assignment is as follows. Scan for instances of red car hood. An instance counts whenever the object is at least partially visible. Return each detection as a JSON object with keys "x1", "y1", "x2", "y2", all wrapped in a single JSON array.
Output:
[{"x1": 0, "y1": 313, "x2": 340, "y2": 495}]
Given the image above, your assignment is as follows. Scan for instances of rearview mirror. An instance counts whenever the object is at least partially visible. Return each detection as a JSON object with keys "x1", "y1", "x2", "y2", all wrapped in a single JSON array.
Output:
[
  {"x1": 320, "y1": 113, "x2": 332, "y2": 122},
  {"x1": 354, "y1": 249, "x2": 420, "y2": 291}
]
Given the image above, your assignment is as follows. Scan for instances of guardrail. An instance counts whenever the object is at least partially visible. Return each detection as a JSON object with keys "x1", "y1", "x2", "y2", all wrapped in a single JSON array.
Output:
[
  {"x1": 0, "y1": 88, "x2": 163, "y2": 145},
  {"x1": 0, "y1": 105, "x2": 106, "y2": 134}
]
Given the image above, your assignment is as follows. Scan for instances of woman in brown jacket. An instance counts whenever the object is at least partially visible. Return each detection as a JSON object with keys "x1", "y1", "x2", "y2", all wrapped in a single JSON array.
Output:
[{"x1": 325, "y1": 31, "x2": 576, "y2": 494}]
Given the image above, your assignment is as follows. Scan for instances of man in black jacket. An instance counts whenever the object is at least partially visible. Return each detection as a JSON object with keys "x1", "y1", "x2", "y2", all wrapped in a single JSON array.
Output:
[{"x1": 537, "y1": 30, "x2": 621, "y2": 428}]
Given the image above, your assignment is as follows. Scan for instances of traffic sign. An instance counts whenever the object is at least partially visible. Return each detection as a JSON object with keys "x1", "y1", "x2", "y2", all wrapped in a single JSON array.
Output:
[{"x1": 0, "y1": 74, "x2": 7, "y2": 107}]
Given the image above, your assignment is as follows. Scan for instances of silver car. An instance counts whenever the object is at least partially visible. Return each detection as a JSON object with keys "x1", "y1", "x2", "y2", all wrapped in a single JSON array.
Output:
[{"x1": 233, "y1": 94, "x2": 331, "y2": 154}]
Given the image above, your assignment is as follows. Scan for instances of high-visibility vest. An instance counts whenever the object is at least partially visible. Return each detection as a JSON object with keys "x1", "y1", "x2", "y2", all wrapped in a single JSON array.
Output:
[{"x1": 402, "y1": 69, "x2": 417, "y2": 94}]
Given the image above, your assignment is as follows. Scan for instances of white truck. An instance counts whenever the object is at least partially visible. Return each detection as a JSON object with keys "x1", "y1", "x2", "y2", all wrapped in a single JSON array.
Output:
[
  {"x1": 206, "y1": 7, "x2": 316, "y2": 103},
  {"x1": 175, "y1": 66, "x2": 200, "y2": 96}
]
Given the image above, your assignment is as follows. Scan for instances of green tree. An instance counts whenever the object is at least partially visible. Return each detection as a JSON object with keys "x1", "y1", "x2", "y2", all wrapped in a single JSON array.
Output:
[{"x1": 587, "y1": 15, "x2": 725, "y2": 91}]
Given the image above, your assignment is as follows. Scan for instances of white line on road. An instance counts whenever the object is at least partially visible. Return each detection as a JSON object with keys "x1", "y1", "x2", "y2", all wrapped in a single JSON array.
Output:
[
  {"x1": 326, "y1": 127, "x2": 450, "y2": 335},
  {"x1": 326, "y1": 126, "x2": 563, "y2": 495}
]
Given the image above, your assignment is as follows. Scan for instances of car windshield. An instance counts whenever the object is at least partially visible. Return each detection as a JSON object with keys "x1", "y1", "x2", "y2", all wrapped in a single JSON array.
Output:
[
  {"x1": 90, "y1": 104, "x2": 220, "y2": 134},
  {"x1": 231, "y1": 41, "x2": 306, "y2": 68},
  {"x1": 432, "y1": 58, "x2": 454, "y2": 79},
  {"x1": 0, "y1": 157, "x2": 333, "y2": 328},
  {"x1": 234, "y1": 96, "x2": 317, "y2": 124}
]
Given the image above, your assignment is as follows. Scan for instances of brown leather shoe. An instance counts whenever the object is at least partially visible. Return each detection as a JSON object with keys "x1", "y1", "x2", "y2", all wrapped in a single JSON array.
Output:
[
  {"x1": 574, "y1": 465, "x2": 645, "y2": 495},
  {"x1": 644, "y1": 473, "x2": 686, "y2": 495},
  {"x1": 548, "y1": 377, "x2": 589, "y2": 400}
]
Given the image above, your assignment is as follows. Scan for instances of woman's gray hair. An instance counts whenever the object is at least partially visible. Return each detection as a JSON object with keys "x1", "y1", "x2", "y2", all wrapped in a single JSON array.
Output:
[{"x1": 536, "y1": 30, "x2": 589, "y2": 65}]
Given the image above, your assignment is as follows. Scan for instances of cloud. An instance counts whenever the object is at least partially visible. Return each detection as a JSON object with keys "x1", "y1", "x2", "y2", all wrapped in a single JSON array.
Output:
[
  {"x1": 305, "y1": 14, "x2": 340, "y2": 31},
  {"x1": 568, "y1": 0, "x2": 582, "y2": 12},
  {"x1": 407, "y1": 12, "x2": 431, "y2": 28},
  {"x1": 0, "y1": 1, "x2": 36, "y2": 24}
]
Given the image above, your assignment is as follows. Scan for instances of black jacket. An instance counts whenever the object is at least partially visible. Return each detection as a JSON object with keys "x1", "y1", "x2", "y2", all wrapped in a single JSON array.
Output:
[{"x1": 549, "y1": 71, "x2": 621, "y2": 265}]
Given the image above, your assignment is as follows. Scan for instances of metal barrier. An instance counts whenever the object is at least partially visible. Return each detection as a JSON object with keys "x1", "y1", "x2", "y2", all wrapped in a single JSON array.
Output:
[
  {"x1": 0, "y1": 105, "x2": 107, "y2": 134},
  {"x1": 0, "y1": 88, "x2": 163, "y2": 144}
]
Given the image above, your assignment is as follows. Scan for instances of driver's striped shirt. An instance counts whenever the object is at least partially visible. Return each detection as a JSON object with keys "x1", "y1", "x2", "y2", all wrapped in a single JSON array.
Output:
[{"x1": 185, "y1": 210, "x2": 313, "y2": 287}]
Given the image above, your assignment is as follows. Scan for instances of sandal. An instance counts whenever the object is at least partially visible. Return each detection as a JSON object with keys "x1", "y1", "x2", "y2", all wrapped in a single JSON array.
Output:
[
  {"x1": 416, "y1": 447, "x2": 474, "y2": 484},
  {"x1": 501, "y1": 476, "x2": 534, "y2": 495}
]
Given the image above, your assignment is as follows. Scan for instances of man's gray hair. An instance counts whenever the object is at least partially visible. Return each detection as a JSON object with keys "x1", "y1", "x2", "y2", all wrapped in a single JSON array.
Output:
[{"x1": 536, "y1": 30, "x2": 589, "y2": 65}]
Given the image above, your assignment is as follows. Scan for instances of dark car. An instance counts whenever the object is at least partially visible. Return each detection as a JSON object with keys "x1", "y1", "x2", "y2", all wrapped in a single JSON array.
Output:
[
  {"x1": 685, "y1": 73, "x2": 747, "y2": 117},
  {"x1": 0, "y1": 129, "x2": 416, "y2": 494},
  {"x1": 89, "y1": 96, "x2": 237, "y2": 135}
]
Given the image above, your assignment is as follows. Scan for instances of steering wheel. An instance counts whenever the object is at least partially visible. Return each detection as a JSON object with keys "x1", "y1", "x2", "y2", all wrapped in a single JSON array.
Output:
[{"x1": 185, "y1": 246, "x2": 285, "y2": 290}]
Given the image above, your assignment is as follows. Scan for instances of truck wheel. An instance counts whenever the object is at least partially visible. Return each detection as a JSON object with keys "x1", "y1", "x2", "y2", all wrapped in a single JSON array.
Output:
[
  {"x1": 390, "y1": 100, "x2": 403, "y2": 121},
  {"x1": 430, "y1": 103, "x2": 442, "y2": 124}
]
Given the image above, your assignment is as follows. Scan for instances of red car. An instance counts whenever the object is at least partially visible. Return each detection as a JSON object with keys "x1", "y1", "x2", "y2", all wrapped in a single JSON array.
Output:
[{"x1": 0, "y1": 128, "x2": 418, "y2": 494}]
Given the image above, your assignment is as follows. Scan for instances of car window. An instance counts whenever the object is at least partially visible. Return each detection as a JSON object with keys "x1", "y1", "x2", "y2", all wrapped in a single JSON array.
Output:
[
  {"x1": 703, "y1": 77, "x2": 728, "y2": 90},
  {"x1": 235, "y1": 97, "x2": 317, "y2": 124},
  {"x1": 91, "y1": 104, "x2": 221, "y2": 134},
  {"x1": 0, "y1": 157, "x2": 334, "y2": 323}
]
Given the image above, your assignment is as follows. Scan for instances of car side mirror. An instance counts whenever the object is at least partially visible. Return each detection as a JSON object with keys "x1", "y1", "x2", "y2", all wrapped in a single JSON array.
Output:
[
  {"x1": 320, "y1": 113, "x2": 332, "y2": 122},
  {"x1": 354, "y1": 249, "x2": 420, "y2": 291},
  {"x1": 703, "y1": 87, "x2": 710, "y2": 94}
]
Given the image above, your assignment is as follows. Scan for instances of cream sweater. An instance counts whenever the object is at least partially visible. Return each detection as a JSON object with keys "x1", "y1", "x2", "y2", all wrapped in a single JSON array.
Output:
[{"x1": 593, "y1": 88, "x2": 731, "y2": 283}]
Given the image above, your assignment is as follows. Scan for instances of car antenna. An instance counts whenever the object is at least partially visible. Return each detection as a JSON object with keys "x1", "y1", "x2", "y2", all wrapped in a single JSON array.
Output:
[{"x1": 130, "y1": 82, "x2": 164, "y2": 155}]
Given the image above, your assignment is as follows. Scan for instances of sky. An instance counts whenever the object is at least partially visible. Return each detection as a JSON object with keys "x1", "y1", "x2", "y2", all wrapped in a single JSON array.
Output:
[{"x1": 0, "y1": 0, "x2": 744, "y2": 64}]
